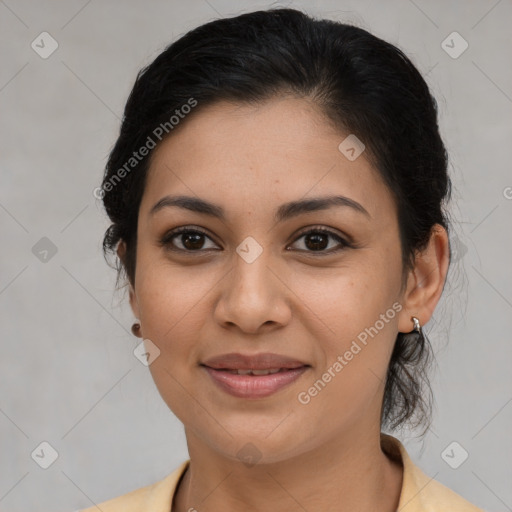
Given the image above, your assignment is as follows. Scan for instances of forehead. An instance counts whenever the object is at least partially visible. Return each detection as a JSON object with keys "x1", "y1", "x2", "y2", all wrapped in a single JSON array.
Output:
[{"x1": 141, "y1": 97, "x2": 396, "y2": 223}]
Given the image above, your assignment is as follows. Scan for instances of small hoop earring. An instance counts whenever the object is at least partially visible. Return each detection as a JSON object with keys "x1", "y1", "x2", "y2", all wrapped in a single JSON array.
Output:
[
  {"x1": 411, "y1": 316, "x2": 421, "y2": 333},
  {"x1": 131, "y1": 322, "x2": 141, "y2": 337}
]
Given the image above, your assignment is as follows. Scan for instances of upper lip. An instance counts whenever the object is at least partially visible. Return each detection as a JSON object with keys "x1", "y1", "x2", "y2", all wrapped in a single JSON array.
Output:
[{"x1": 201, "y1": 352, "x2": 310, "y2": 370}]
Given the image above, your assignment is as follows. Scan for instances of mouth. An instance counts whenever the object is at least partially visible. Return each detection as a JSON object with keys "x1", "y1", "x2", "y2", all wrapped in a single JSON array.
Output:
[
  {"x1": 200, "y1": 364, "x2": 310, "y2": 399},
  {"x1": 201, "y1": 351, "x2": 310, "y2": 371},
  {"x1": 199, "y1": 352, "x2": 311, "y2": 398},
  {"x1": 202, "y1": 366, "x2": 305, "y2": 375}
]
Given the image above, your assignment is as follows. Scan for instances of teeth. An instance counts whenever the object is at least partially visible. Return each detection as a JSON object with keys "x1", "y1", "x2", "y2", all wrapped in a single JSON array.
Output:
[
  {"x1": 227, "y1": 368, "x2": 284, "y2": 375},
  {"x1": 251, "y1": 368, "x2": 282, "y2": 375}
]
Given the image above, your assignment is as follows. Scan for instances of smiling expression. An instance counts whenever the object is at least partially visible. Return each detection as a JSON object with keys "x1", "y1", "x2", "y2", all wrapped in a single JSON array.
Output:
[{"x1": 126, "y1": 95, "x2": 412, "y2": 462}]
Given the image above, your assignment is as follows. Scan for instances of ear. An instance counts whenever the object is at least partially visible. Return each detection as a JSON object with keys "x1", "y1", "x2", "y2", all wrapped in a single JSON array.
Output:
[
  {"x1": 117, "y1": 240, "x2": 140, "y2": 319},
  {"x1": 397, "y1": 224, "x2": 450, "y2": 333}
]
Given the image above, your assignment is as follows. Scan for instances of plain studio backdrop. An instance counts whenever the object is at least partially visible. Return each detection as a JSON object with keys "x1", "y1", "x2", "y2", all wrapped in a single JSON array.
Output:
[{"x1": 0, "y1": 1, "x2": 511, "y2": 511}]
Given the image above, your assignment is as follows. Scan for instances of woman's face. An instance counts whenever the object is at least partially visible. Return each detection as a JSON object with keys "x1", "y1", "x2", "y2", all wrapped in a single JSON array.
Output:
[{"x1": 127, "y1": 96, "x2": 418, "y2": 463}]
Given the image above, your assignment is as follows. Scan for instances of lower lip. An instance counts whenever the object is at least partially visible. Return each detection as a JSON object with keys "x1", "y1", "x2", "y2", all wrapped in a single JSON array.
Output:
[{"x1": 202, "y1": 366, "x2": 309, "y2": 399}]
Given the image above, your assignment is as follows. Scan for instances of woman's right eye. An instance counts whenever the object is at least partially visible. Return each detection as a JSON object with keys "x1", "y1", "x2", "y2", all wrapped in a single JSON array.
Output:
[{"x1": 160, "y1": 227, "x2": 220, "y2": 252}]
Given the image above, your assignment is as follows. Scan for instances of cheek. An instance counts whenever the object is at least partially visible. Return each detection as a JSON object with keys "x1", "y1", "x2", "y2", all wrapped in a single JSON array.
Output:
[
  {"x1": 299, "y1": 265, "x2": 399, "y2": 412},
  {"x1": 301, "y1": 318, "x2": 398, "y2": 426},
  {"x1": 135, "y1": 259, "x2": 213, "y2": 421},
  {"x1": 298, "y1": 258, "x2": 393, "y2": 339},
  {"x1": 135, "y1": 254, "x2": 216, "y2": 334},
  {"x1": 133, "y1": 255, "x2": 224, "y2": 402}
]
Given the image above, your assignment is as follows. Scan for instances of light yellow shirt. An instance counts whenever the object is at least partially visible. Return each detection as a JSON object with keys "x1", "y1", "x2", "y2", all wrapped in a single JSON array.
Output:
[{"x1": 80, "y1": 433, "x2": 484, "y2": 511}]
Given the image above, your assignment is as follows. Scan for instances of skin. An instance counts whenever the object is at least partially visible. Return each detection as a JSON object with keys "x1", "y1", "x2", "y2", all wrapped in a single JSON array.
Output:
[{"x1": 118, "y1": 95, "x2": 450, "y2": 512}]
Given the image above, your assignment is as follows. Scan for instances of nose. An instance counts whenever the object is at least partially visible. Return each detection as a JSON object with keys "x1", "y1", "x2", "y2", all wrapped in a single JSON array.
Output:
[{"x1": 213, "y1": 251, "x2": 292, "y2": 334}]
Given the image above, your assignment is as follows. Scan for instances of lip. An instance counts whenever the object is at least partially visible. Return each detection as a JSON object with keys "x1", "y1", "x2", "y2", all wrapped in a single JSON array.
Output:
[
  {"x1": 201, "y1": 352, "x2": 309, "y2": 370},
  {"x1": 201, "y1": 365, "x2": 310, "y2": 399}
]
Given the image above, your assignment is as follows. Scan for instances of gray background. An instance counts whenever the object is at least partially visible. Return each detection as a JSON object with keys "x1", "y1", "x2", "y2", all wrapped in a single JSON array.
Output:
[{"x1": 1, "y1": 0, "x2": 511, "y2": 511}]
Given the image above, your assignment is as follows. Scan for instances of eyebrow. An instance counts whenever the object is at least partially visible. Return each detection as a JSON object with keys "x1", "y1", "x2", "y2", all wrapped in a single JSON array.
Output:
[{"x1": 149, "y1": 194, "x2": 371, "y2": 222}]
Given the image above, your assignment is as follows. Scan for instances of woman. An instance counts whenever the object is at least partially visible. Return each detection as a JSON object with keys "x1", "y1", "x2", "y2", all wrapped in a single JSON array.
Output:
[{"x1": 82, "y1": 7, "x2": 484, "y2": 512}]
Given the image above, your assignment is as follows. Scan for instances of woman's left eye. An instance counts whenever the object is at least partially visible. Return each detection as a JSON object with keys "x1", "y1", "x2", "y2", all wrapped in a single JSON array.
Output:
[
  {"x1": 288, "y1": 228, "x2": 349, "y2": 254},
  {"x1": 159, "y1": 226, "x2": 350, "y2": 254}
]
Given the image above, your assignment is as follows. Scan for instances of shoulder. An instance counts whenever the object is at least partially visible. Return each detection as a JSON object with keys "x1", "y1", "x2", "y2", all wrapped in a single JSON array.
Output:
[
  {"x1": 380, "y1": 433, "x2": 485, "y2": 512},
  {"x1": 77, "y1": 460, "x2": 189, "y2": 512},
  {"x1": 414, "y1": 474, "x2": 486, "y2": 512}
]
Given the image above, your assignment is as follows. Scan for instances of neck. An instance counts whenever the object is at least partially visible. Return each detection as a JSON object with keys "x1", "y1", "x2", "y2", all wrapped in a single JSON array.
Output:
[{"x1": 172, "y1": 426, "x2": 403, "y2": 512}]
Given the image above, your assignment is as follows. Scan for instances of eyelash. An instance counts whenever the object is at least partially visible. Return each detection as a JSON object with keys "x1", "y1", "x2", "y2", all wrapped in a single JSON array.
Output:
[{"x1": 159, "y1": 225, "x2": 352, "y2": 255}]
